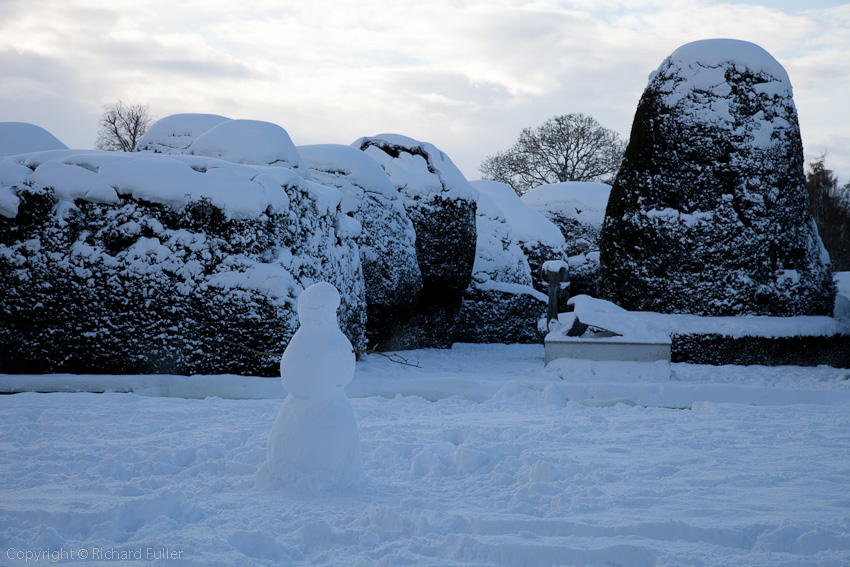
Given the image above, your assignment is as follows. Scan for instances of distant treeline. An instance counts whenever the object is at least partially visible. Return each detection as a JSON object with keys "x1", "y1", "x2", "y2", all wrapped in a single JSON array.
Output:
[{"x1": 806, "y1": 156, "x2": 850, "y2": 272}]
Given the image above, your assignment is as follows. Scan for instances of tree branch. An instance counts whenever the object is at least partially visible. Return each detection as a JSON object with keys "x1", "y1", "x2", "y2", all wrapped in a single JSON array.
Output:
[{"x1": 352, "y1": 345, "x2": 422, "y2": 368}]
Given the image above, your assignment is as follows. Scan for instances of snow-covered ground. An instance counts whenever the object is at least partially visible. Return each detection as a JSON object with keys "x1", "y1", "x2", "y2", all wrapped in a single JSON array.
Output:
[{"x1": 3, "y1": 344, "x2": 850, "y2": 566}]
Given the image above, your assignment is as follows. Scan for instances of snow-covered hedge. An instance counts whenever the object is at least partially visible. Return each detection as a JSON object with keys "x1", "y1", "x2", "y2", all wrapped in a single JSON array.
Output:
[
  {"x1": 599, "y1": 39, "x2": 835, "y2": 316},
  {"x1": 522, "y1": 182, "x2": 610, "y2": 257},
  {"x1": 133, "y1": 113, "x2": 231, "y2": 155},
  {"x1": 1, "y1": 119, "x2": 366, "y2": 376},
  {"x1": 672, "y1": 334, "x2": 850, "y2": 367},
  {"x1": 0, "y1": 122, "x2": 68, "y2": 156},
  {"x1": 474, "y1": 180, "x2": 571, "y2": 306},
  {"x1": 298, "y1": 144, "x2": 422, "y2": 350},
  {"x1": 522, "y1": 181, "x2": 611, "y2": 298},
  {"x1": 455, "y1": 193, "x2": 546, "y2": 344},
  {"x1": 355, "y1": 134, "x2": 478, "y2": 349}
]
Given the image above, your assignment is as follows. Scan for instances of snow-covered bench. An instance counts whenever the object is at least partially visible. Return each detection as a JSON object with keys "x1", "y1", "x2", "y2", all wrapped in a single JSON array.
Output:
[{"x1": 544, "y1": 296, "x2": 672, "y2": 365}]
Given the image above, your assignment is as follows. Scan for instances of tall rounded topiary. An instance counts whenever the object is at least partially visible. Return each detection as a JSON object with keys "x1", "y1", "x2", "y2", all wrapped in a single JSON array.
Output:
[{"x1": 598, "y1": 39, "x2": 835, "y2": 316}]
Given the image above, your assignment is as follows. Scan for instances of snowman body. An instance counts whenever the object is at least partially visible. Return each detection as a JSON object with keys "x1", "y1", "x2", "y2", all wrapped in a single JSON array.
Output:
[{"x1": 263, "y1": 282, "x2": 361, "y2": 485}]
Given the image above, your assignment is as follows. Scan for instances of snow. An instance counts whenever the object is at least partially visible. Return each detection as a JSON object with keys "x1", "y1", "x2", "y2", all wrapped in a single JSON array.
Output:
[
  {"x1": 0, "y1": 122, "x2": 68, "y2": 156},
  {"x1": 651, "y1": 39, "x2": 793, "y2": 151},
  {"x1": 5, "y1": 148, "x2": 300, "y2": 220},
  {"x1": 663, "y1": 38, "x2": 791, "y2": 86},
  {"x1": 469, "y1": 192, "x2": 537, "y2": 292},
  {"x1": 357, "y1": 134, "x2": 478, "y2": 203},
  {"x1": 297, "y1": 143, "x2": 403, "y2": 216},
  {"x1": 187, "y1": 119, "x2": 309, "y2": 174},
  {"x1": 134, "y1": 113, "x2": 231, "y2": 154},
  {"x1": 542, "y1": 259, "x2": 570, "y2": 274},
  {"x1": 474, "y1": 278, "x2": 546, "y2": 301},
  {"x1": 0, "y1": 116, "x2": 314, "y2": 220},
  {"x1": 837, "y1": 272, "x2": 850, "y2": 296},
  {"x1": 521, "y1": 181, "x2": 612, "y2": 227},
  {"x1": 636, "y1": 311, "x2": 850, "y2": 338},
  {"x1": 0, "y1": 158, "x2": 35, "y2": 217},
  {"x1": 549, "y1": 295, "x2": 673, "y2": 345},
  {"x1": 98, "y1": 156, "x2": 293, "y2": 219},
  {"x1": 2, "y1": 120, "x2": 370, "y2": 374},
  {"x1": 3, "y1": 344, "x2": 850, "y2": 566},
  {"x1": 136, "y1": 114, "x2": 311, "y2": 176},
  {"x1": 0, "y1": 158, "x2": 32, "y2": 186},
  {"x1": 600, "y1": 39, "x2": 834, "y2": 317},
  {"x1": 3, "y1": 113, "x2": 849, "y2": 564},
  {"x1": 27, "y1": 160, "x2": 101, "y2": 202},
  {"x1": 296, "y1": 142, "x2": 421, "y2": 350},
  {"x1": 472, "y1": 180, "x2": 565, "y2": 248}
]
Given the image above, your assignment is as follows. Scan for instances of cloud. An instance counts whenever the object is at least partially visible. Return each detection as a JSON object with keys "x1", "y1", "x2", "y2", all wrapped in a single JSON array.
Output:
[{"x1": 1, "y1": 0, "x2": 848, "y2": 182}]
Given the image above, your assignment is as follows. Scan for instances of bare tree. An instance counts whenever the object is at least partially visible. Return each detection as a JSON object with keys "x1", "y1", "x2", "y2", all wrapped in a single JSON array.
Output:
[
  {"x1": 480, "y1": 113, "x2": 626, "y2": 195},
  {"x1": 95, "y1": 101, "x2": 153, "y2": 152}
]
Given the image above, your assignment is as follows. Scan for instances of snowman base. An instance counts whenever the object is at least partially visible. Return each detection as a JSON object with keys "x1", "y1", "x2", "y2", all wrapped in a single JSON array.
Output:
[{"x1": 256, "y1": 392, "x2": 364, "y2": 491}]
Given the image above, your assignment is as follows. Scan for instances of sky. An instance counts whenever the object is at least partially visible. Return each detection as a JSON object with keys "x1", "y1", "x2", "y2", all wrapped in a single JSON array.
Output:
[{"x1": 1, "y1": 0, "x2": 849, "y2": 184}]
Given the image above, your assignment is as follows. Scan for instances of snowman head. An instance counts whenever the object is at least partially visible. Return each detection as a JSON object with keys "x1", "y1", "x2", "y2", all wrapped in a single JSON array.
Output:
[{"x1": 297, "y1": 282, "x2": 341, "y2": 328}]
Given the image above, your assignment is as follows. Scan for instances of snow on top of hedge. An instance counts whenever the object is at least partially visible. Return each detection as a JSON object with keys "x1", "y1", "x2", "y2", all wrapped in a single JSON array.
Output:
[
  {"x1": 472, "y1": 179, "x2": 565, "y2": 248},
  {"x1": 99, "y1": 156, "x2": 294, "y2": 216},
  {"x1": 521, "y1": 181, "x2": 611, "y2": 227},
  {"x1": 0, "y1": 122, "x2": 68, "y2": 156},
  {"x1": 650, "y1": 39, "x2": 794, "y2": 149},
  {"x1": 354, "y1": 133, "x2": 478, "y2": 203},
  {"x1": 298, "y1": 143, "x2": 403, "y2": 215},
  {"x1": 0, "y1": 117, "x2": 350, "y2": 219},
  {"x1": 0, "y1": 149, "x2": 308, "y2": 219},
  {"x1": 134, "y1": 113, "x2": 231, "y2": 154},
  {"x1": 659, "y1": 38, "x2": 790, "y2": 85},
  {"x1": 186, "y1": 119, "x2": 309, "y2": 174}
]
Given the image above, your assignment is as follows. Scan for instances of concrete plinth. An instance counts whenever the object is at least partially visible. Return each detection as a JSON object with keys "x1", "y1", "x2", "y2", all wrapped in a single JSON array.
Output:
[{"x1": 544, "y1": 336, "x2": 672, "y2": 365}]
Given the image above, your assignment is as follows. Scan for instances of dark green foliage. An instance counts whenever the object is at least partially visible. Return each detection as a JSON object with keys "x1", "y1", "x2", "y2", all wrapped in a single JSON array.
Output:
[
  {"x1": 545, "y1": 213, "x2": 600, "y2": 257},
  {"x1": 398, "y1": 194, "x2": 477, "y2": 349},
  {"x1": 357, "y1": 137, "x2": 478, "y2": 350},
  {"x1": 350, "y1": 191, "x2": 421, "y2": 352},
  {"x1": 671, "y1": 333, "x2": 850, "y2": 368},
  {"x1": 599, "y1": 55, "x2": 835, "y2": 316},
  {"x1": 360, "y1": 255, "x2": 421, "y2": 351},
  {"x1": 806, "y1": 156, "x2": 850, "y2": 271},
  {"x1": 454, "y1": 288, "x2": 544, "y2": 344},
  {"x1": 567, "y1": 259, "x2": 599, "y2": 299}
]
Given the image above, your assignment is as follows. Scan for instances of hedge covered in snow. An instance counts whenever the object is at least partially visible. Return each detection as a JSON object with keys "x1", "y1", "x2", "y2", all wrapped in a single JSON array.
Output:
[
  {"x1": 599, "y1": 39, "x2": 835, "y2": 316},
  {"x1": 521, "y1": 181, "x2": 611, "y2": 298},
  {"x1": 298, "y1": 143, "x2": 422, "y2": 351},
  {"x1": 355, "y1": 134, "x2": 478, "y2": 349},
  {"x1": 472, "y1": 180, "x2": 570, "y2": 308},
  {"x1": 455, "y1": 192, "x2": 546, "y2": 344},
  {"x1": 1, "y1": 120, "x2": 366, "y2": 376}
]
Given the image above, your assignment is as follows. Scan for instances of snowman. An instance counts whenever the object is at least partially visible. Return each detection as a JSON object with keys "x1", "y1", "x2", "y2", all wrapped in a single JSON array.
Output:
[{"x1": 258, "y1": 282, "x2": 361, "y2": 488}]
